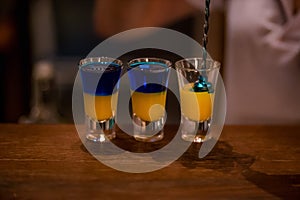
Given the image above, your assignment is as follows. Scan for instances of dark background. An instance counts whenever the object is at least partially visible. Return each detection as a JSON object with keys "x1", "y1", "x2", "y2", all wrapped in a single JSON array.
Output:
[{"x1": 0, "y1": 0, "x2": 224, "y2": 123}]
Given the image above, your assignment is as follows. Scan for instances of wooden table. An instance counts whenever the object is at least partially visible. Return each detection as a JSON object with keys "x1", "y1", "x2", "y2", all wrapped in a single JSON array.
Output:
[{"x1": 0, "y1": 124, "x2": 299, "y2": 199}]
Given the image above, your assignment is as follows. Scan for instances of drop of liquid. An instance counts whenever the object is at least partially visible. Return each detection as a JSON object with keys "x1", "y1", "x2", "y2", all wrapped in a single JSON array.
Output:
[{"x1": 193, "y1": 75, "x2": 213, "y2": 93}]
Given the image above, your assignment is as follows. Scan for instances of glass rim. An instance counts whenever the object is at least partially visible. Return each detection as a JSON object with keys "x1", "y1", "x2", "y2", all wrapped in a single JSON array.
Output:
[
  {"x1": 128, "y1": 57, "x2": 172, "y2": 70},
  {"x1": 175, "y1": 57, "x2": 220, "y2": 72},
  {"x1": 79, "y1": 57, "x2": 123, "y2": 68}
]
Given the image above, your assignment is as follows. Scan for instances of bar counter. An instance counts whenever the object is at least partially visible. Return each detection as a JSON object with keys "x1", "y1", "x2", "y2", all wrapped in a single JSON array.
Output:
[{"x1": 0, "y1": 124, "x2": 299, "y2": 199}]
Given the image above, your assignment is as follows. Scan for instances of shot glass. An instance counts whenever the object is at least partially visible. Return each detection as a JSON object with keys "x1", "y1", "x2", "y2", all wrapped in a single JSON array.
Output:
[
  {"x1": 175, "y1": 58, "x2": 220, "y2": 143},
  {"x1": 79, "y1": 57, "x2": 123, "y2": 142},
  {"x1": 127, "y1": 58, "x2": 171, "y2": 142}
]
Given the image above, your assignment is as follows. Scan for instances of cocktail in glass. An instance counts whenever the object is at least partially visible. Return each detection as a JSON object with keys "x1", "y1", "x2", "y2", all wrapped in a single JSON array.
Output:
[
  {"x1": 176, "y1": 58, "x2": 220, "y2": 143},
  {"x1": 79, "y1": 57, "x2": 122, "y2": 142},
  {"x1": 127, "y1": 58, "x2": 171, "y2": 142}
]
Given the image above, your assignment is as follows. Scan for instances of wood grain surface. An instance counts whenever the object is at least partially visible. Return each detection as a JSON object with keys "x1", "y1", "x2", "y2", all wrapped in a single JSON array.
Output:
[{"x1": 0, "y1": 124, "x2": 299, "y2": 199}]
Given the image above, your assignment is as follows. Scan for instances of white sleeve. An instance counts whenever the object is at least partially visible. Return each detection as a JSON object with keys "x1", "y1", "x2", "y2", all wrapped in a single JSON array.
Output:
[{"x1": 263, "y1": 0, "x2": 300, "y2": 66}]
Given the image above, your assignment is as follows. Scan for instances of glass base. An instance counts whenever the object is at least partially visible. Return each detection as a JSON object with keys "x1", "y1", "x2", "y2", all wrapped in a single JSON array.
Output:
[
  {"x1": 132, "y1": 114, "x2": 165, "y2": 142},
  {"x1": 181, "y1": 134, "x2": 212, "y2": 143},
  {"x1": 86, "y1": 117, "x2": 116, "y2": 142},
  {"x1": 181, "y1": 117, "x2": 211, "y2": 143}
]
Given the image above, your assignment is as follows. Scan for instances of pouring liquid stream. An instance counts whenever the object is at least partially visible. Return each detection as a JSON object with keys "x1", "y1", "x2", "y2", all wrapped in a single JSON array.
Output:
[{"x1": 193, "y1": 0, "x2": 211, "y2": 92}]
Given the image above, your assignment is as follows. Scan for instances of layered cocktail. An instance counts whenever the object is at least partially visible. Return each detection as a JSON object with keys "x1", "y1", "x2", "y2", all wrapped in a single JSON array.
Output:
[
  {"x1": 79, "y1": 57, "x2": 122, "y2": 142},
  {"x1": 128, "y1": 58, "x2": 171, "y2": 142}
]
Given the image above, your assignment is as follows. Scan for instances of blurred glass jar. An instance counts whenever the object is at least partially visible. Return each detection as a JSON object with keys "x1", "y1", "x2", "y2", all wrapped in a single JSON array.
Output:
[{"x1": 19, "y1": 61, "x2": 60, "y2": 123}]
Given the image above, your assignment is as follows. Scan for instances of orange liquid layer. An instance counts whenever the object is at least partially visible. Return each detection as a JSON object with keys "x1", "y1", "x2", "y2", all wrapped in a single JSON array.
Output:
[
  {"x1": 180, "y1": 84, "x2": 213, "y2": 121},
  {"x1": 83, "y1": 93, "x2": 118, "y2": 121},
  {"x1": 131, "y1": 91, "x2": 166, "y2": 122}
]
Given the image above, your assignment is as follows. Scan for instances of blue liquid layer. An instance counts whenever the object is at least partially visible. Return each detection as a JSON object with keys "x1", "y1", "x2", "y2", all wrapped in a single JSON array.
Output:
[
  {"x1": 80, "y1": 64, "x2": 122, "y2": 96},
  {"x1": 127, "y1": 62, "x2": 170, "y2": 93},
  {"x1": 134, "y1": 83, "x2": 167, "y2": 93}
]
